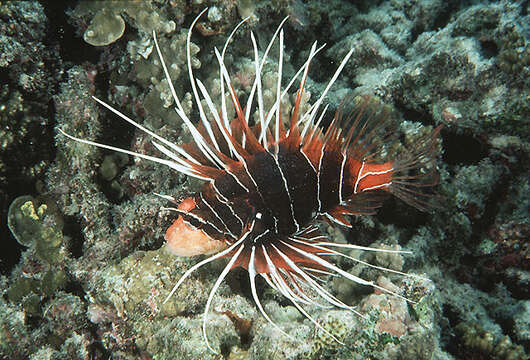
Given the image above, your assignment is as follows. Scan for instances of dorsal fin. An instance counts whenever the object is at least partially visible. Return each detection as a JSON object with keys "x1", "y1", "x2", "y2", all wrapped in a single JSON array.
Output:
[
  {"x1": 337, "y1": 96, "x2": 396, "y2": 161},
  {"x1": 229, "y1": 84, "x2": 265, "y2": 155}
]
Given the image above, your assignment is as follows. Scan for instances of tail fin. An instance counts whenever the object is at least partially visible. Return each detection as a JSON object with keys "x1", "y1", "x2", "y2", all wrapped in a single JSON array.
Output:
[
  {"x1": 389, "y1": 125, "x2": 443, "y2": 212},
  {"x1": 323, "y1": 96, "x2": 442, "y2": 223}
]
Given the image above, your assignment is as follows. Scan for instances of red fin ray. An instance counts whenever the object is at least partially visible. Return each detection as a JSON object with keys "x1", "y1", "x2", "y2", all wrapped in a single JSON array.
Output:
[
  {"x1": 288, "y1": 57, "x2": 310, "y2": 137},
  {"x1": 229, "y1": 84, "x2": 265, "y2": 155}
]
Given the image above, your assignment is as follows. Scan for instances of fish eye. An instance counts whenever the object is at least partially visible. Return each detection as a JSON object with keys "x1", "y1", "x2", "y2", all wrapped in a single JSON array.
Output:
[{"x1": 255, "y1": 212, "x2": 262, "y2": 219}]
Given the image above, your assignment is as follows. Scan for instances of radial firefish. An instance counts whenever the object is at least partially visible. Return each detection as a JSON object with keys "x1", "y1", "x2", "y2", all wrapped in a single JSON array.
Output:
[{"x1": 60, "y1": 9, "x2": 441, "y2": 353}]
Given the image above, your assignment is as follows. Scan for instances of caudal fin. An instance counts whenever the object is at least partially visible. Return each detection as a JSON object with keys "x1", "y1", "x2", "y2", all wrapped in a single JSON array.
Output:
[{"x1": 389, "y1": 125, "x2": 443, "y2": 212}]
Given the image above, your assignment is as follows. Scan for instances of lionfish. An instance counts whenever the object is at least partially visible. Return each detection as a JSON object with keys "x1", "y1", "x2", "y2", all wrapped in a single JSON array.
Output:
[{"x1": 60, "y1": 9, "x2": 441, "y2": 353}]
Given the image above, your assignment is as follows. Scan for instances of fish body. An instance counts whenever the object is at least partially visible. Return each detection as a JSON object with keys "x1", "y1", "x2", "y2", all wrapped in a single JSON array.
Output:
[{"x1": 165, "y1": 98, "x2": 440, "y2": 277}]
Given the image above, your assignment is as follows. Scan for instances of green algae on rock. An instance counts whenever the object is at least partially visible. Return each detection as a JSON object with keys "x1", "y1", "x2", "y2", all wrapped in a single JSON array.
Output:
[
  {"x1": 8, "y1": 195, "x2": 39, "y2": 247},
  {"x1": 7, "y1": 196, "x2": 65, "y2": 264}
]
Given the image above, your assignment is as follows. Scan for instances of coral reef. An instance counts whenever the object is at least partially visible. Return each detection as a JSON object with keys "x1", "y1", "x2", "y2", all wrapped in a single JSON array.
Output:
[
  {"x1": 1, "y1": 194, "x2": 91, "y2": 358},
  {"x1": 2, "y1": 0, "x2": 529, "y2": 359},
  {"x1": 0, "y1": 0, "x2": 61, "y2": 273}
]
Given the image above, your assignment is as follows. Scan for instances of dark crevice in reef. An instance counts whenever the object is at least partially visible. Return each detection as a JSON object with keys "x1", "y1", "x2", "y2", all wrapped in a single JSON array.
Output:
[
  {"x1": 45, "y1": 97, "x2": 58, "y2": 156},
  {"x1": 40, "y1": 0, "x2": 100, "y2": 65},
  {"x1": 86, "y1": 326, "x2": 112, "y2": 360},
  {"x1": 26, "y1": 314, "x2": 42, "y2": 332},
  {"x1": 377, "y1": 197, "x2": 431, "y2": 229},
  {"x1": 394, "y1": 102, "x2": 436, "y2": 127},
  {"x1": 62, "y1": 215, "x2": 84, "y2": 259},
  {"x1": 410, "y1": 23, "x2": 425, "y2": 44},
  {"x1": 479, "y1": 39, "x2": 499, "y2": 59},
  {"x1": 93, "y1": 65, "x2": 112, "y2": 98},
  {"x1": 91, "y1": 71, "x2": 135, "y2": 206},
  {"x1": 455, "y1": 192, "x2": 503, "y2": 290},
  {"x1": 459, "y1": 162, "x2": 528, "y2": 297},
  {"x1": 0, "y1": 235, "x2": 25, "y2": 276},
  {"x1": 520, "y1": 0, "x2": 528, "y2": 16},
  {"x1": 64, "y1": 279, "x2": 87, "y2": 301},
  {"x1": 348, "y1": 221, "x2": 380, "y2": 247},
  {"x1": 495, "y1": 316, "x2": 519, "y2": 351},
  {"x1": 354, "y1": 0, "x2": 385, "y2": 13},
  {"x1": 441, "y1": 303, "x2": 462, "y2": 355},
  {"x1": 430, "y1": 1, "x2": 456, "y2": 32},
  {"x1": 441, "y1": 132, "x2": 489, "y2": 166},
  {"x1": 137, "y1": 236, "x2": 165, "y2": 253},
  {"x1": 85, "y1": 310, "x2": 112, "y2": 359}
]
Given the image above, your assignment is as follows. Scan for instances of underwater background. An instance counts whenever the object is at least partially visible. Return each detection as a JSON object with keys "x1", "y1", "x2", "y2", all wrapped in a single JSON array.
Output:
[{"x1": 0, "y1": 0, "x2": 528, "y2": 359}]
